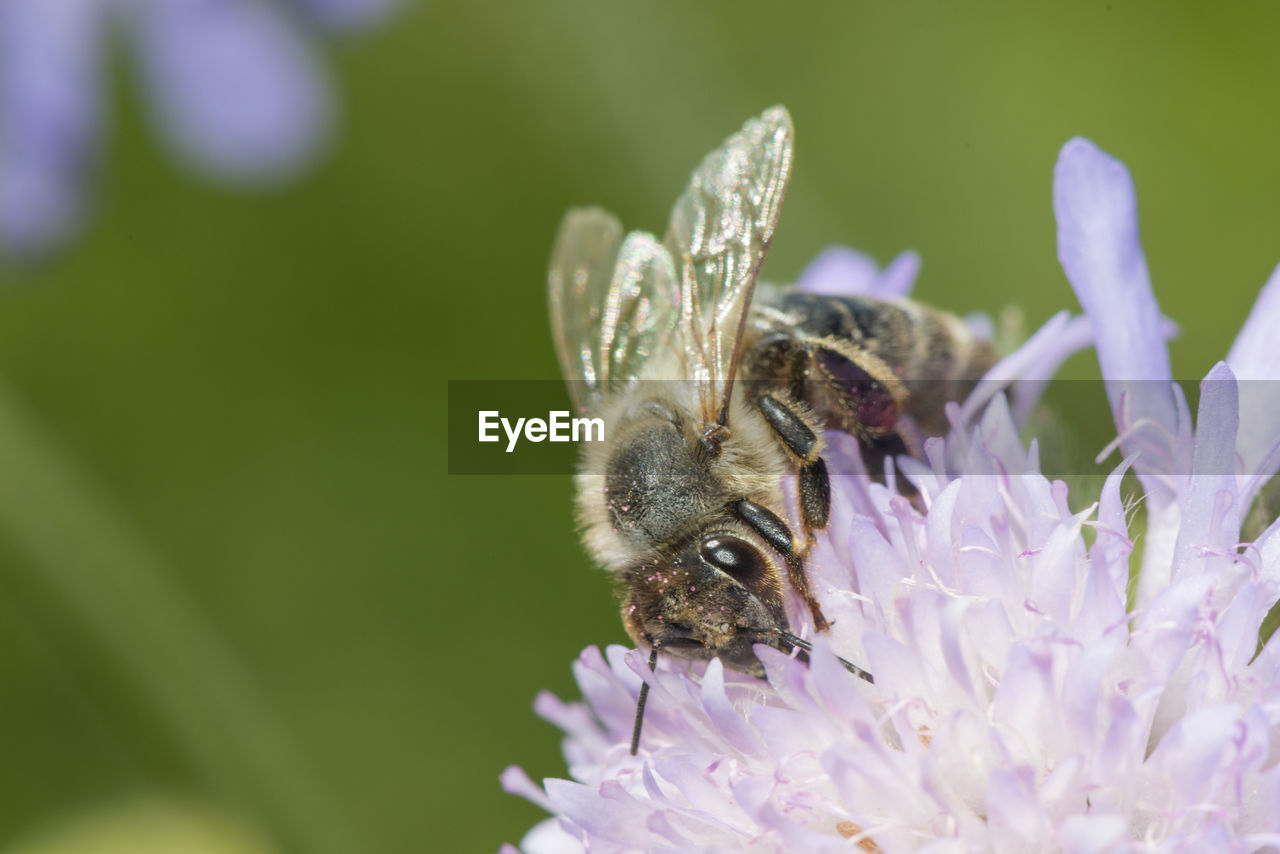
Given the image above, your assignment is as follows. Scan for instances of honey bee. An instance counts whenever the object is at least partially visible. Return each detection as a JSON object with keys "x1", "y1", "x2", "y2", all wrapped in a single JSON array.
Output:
[{"x1": 548, "y1": 107, "x2": 995, "y2": 752}]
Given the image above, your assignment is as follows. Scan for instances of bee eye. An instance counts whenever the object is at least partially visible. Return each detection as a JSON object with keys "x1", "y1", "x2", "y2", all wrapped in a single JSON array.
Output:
[{"x1": 700, "y1": 536, "x2": 766, "y2": 584}]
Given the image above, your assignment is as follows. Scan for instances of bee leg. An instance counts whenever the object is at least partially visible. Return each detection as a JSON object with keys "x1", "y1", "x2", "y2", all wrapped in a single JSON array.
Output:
[
  {"x1": 758, "y1": 393, "x2": 821, "y2": 462},
  {"x1": 756, "y1": 393, "x2": 831, "y2": 544},
  {"x1": 804, "y1": 338, "x2": 904, "y2": 442},
  {"x1": 734, "y1": 499, "x2": 832, "y2": 632},
  {"x1": 799, "y1": 456, "x2": 830, "y2": 532}
]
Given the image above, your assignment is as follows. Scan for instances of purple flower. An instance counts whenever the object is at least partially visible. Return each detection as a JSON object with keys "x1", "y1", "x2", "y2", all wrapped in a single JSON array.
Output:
[
  {"x1": 501, "y1": 143, "x2": 1280, "y2": 852},
  {"x1": 0, "y1": 0, "x2": 400, "y2": 259},
  {"x1": 797, "y1": 245, "x2": 921, "y2": 299}
]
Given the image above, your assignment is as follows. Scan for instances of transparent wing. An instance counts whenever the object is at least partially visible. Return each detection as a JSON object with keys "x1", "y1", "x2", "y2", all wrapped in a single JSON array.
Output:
[
  {"x1": 665, "y1": 106, "x2": 794, "y2": 429},
  {"x1": 549, "y1": 207, "x2": 622, "y2": 409},
  {"x1": 548, "y1": 207, "x2": 678, "y2": 411}
]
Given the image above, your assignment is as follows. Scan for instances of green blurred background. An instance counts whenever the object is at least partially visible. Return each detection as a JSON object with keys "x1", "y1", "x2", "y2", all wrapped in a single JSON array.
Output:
[{"x1": 0, "y1": 1, "x2": 1277, "y2": 851}]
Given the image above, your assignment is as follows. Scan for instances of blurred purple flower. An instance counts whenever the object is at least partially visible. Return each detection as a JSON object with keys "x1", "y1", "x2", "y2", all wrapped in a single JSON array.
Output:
[
  {"x1": 501, "y1": 142, "x2": 1280, "y2": 852},
  {"x1": 797, "y1": 245, "x2": 921, "y2": 299},
  {"x1": 0, "y1": 0, "x2": 400, "y2": 258}
]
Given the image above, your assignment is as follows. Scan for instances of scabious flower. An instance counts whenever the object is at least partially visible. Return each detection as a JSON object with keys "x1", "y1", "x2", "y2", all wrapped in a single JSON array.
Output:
[
  {"x1": 500, "y1": 140, "x2": 1280, "y2": 852},
  {"x1": 0, "y1": 0, "x2": 400, "y2": 259}
]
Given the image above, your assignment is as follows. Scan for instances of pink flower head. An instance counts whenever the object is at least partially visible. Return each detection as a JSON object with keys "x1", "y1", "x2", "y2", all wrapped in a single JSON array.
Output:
[{"x1": 502, "y1": 142, "x2": 1280, "y2": 852}]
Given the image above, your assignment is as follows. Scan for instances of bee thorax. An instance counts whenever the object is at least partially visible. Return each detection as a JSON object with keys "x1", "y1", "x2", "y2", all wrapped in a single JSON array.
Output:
[{"x1": 603, "y1": 418, "x2": 720, "y2": 544}]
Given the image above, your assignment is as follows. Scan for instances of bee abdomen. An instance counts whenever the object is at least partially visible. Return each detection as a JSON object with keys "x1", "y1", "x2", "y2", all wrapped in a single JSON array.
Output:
[{"x1": 760, "y1": 291, "x2": 996, "y2": 433}]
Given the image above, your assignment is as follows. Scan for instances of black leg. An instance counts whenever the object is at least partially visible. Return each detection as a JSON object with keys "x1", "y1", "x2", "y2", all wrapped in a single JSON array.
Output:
[
  {"x1": 799, "y1": 457, "x2": 830, "y2": 529},
  {"x1": 755, "y1": 393, "x2": 833, "y2": 544},
  {"x1": 757, "y1": 394, "x2": 819, "y2": 461},
  {"x1": 734, "y1": 499, "x2": 830, "y2": 631}
]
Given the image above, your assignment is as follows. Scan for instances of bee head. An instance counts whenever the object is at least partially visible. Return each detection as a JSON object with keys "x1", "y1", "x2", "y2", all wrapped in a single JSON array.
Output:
[
  {"x1": 620, "y1": 530, "x2": 875, "y2": 756},
  {"x1": 622, "y1": 532, "x2": 789, "y2": 677}
]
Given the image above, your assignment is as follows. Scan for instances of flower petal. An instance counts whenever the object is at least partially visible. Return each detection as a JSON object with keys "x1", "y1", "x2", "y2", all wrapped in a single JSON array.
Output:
[
  {"x1": 501, "y1": 766, "x2": 554, "y2": 813},
  {"x1": 986, "y1": 766, "x2": 1049, "y2": 852},
  {"x1": 518, "y1": 819, "x2": 586, "y2": 854},
  {"x1": 131, "y1": 0, "x2": 332, "y2": 183},
  {"x1": 960, "y1": 310, "x2": 1092, "y2": 426},
  {"x1": 795, "y1": 246, "x2": 879, "y2": 296},
  {"x1": 1054, "y1": 138, "x2": 1178, "y2": 496},
  {"x1": 795, "y1": 246, "x2": 920, "y2": 298},
  {"x1": 1144, "y1": 705, "x2": 1247, "y2": 810},
  {"x1": 1171, "y1": 362, "x2": 1241, "y2": 581},
  {"x1": 544, "y1": 778, "x2": 651, "y2": 844},
  {"x1": 1057, "y1": 814, "x2": 1127, "y2": 853},
  {"x1": 875, "y1": 250, "x2": 921, "y2": 298},
  {"x1": 1227, "y1": 262, "x2": 1280, "y2": 499}
]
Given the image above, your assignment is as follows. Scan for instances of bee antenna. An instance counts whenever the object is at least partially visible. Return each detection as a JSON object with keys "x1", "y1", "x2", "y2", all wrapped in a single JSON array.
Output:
[
  {"x1": 743, "y1": 626, "x2": 875, "y2": 684},
  {"x1": 629, "y1": 637, "x2": 704, "y2": 755},
  {"x1": 630, "y1": 643, "x2": 661, "y2": 756}
]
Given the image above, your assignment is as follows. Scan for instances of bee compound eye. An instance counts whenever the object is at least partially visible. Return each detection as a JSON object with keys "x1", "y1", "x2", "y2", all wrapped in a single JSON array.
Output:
[{"x1": 700, "y1": 535, "x2": 766, "y2": 583}]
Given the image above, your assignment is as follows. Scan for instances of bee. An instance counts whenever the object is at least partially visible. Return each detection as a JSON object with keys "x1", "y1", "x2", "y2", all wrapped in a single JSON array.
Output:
[{"x1": 547, "y1": 107, "x2": 995, "y2": 753}]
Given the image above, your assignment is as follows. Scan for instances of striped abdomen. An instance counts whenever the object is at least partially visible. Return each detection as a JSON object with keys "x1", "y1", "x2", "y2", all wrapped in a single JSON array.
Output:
[{"x1": 745, "y1": 290, "x2": 996, "y2": 437}]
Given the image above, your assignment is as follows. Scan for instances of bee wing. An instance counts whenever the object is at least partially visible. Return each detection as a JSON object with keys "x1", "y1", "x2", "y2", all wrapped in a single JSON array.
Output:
[
  {"x1": 665, "y1": 106, "x2": 794, "y2": 429},
  {"x1": 548, "y1": 207, "x2": 679, "y2": 410}
]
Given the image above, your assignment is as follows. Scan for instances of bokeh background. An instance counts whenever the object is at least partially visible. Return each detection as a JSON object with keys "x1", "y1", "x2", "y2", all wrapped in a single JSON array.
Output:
[{"x1": 0, "y1": 1, "x2": 1278, "y2": 852}]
